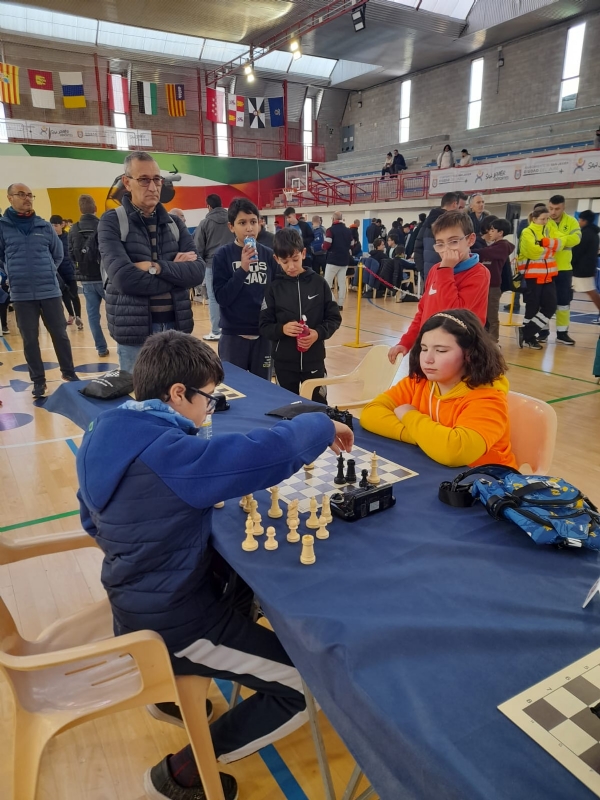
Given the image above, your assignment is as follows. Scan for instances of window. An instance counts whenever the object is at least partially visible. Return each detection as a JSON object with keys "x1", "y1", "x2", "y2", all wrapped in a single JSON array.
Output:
[
  {"x1": 216, "y1": 88, "x2": 228, "y2": 157},
  {"x1": 0, "y1": 103, "x2": 8, "y2": 144},
  {"x1": 467, "y1": 57, "x2": 483, "y2": 130},
  {"x1": 399, "y1": 80, "x2": 411, "y2": 143},
  {"x1": 303, "y1": 97, "x2": 313, "y2": 162},
  {"x1": 559, "y1": 22, "x2": 586, "y2": 112},
  {"x1": 113, "y1": 112, "x2": 129, "y2": 151}
]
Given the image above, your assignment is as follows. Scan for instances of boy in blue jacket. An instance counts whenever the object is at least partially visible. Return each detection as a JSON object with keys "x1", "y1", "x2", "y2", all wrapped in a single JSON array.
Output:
[
  {"x1": 212, "y1": 198, "x2": 278, "y2": 380},
  {"x1": 76, "y1": 329, "x2": 353, "y2": 800}
]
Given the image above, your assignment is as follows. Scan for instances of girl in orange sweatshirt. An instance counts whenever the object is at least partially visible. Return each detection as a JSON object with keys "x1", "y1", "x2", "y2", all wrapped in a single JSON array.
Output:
[{"x1": 361, "y1": 309, "x2": 517, "y2": 469}]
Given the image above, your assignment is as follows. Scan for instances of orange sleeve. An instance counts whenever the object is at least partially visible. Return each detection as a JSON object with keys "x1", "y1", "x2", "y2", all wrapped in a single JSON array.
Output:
[{"x1": 360, "y1": 378, "x2": 418, "y2": 444}]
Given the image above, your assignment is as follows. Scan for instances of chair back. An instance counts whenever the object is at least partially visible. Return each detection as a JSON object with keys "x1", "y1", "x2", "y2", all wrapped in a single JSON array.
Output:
[
  {"x1": 350, "y1": 345, "x2": 400, "y2": 401},
  {"x1": 507, "y1": 391, "x2": 557, "y2": 474}
]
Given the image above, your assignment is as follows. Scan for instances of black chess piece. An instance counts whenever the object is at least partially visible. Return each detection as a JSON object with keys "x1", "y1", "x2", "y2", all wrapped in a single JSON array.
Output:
[
  {"x1": 591, "y1": 702, "x2": 600, "y2": 719},
  {"x1": 359, "y1": 469, "x2": 369, "y2": 488},
  {"x1": 345, "y1": 458, "x2": 357, "y2": 483},
  {"x1": 334, "y1": 453, "x2": 346, "y2": 485}
]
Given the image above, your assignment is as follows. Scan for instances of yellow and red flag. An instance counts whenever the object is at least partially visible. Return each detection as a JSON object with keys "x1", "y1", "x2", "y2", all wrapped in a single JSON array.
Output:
[{"x1": 0, "y1": 63, "x2": 20, "y2": 105}]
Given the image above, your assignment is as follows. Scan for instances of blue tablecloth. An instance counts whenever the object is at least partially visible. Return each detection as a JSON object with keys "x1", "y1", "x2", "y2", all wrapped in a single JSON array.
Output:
[{"x1": 45, "y1": 365, "x2": 600, "y2": 800}]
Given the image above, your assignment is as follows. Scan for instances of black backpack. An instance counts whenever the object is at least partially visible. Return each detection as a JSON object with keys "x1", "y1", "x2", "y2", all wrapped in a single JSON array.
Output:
[{"x1": 71, "y1": 225, "x2": 102, "y2": 282}]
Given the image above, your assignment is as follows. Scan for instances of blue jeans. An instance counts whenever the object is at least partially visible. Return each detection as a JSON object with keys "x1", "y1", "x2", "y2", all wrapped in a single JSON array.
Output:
[
  {"x1": 204, "y1": 267, "x2": 221, "y2": 336},
  {"x1": 81, "y1": 282, "x2": 108, "y2": 354},
  {"x1": 117, "y1": 322, "x2": 176, "y2": 374}
]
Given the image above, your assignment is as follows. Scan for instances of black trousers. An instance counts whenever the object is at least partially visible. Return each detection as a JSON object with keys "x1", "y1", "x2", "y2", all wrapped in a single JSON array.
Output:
[
  {"x1": 61, "y1": 279, "x2": 82, "y2": 318},
  {"x1": 522, "y1": 279, "x2": 557, "y2": 342},
  {"x1": 275, "y1": 364, "x2": 327, "y2": 403},
  {"x1": 13, "y1": 297, "x2": 76, "y2": 383},
  {"x1": 0, "y1": 299, "x2": 8, "y2": 329},
  {"x1": 218, "y1": 334, "x2": 272, "y2": 380},
  {"x1": 313, "y1": 252, "x2": 327, "y2": 275}
]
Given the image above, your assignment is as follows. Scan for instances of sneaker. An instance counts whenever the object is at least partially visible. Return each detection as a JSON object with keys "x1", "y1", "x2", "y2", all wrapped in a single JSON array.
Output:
[
  {"x1": 518, "y1": 328, "x2": 542, "y2": 350},
  {"x1": 32, "y1": 382, "x2": 47, "y2": 398},
  {"x1": 143, "y1": 756, "x2": 238, "y2": 800},
  {"x1": 147, "y1": 700, "x2": 213, "y2": 729},
  {"x1": 75, "y1": 317, "x2": 84, "y2": 330},
  {"x1": 557, "y1": 332, "x2": 576, "y2": 346},
  {"x1": 1, "y1": 327, "x2": 8, "y2": 334},
  {"x1": 98, "y1": 349, "x2": 110, "y2": 357},
  {"x1": 338, "y1": 305, "x2": 344, "y2": 311},
  {"x1": 537, "y1": 330, "x2": 549, "y2": 343},
  {"x1": 67, "y1": 315, "x2": 75, "y2": 325},
  {"x1": 61, "y1": 373, "x2": 80, "y2": 382},
  {"x1": 203, "y1": 333, "x2": 221, "y2": 341}
]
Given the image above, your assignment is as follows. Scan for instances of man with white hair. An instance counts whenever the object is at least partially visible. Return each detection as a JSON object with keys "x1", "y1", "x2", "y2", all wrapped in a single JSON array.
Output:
[
  {"x1": 169, "y1": 208, "x2": 186, "y2": 225},
  {"x1": 322, "y1": 211, "x2": 353, "y2": 311},
  {"x1": 468, "y1": 194, "x2": 487, "y2": 234}
]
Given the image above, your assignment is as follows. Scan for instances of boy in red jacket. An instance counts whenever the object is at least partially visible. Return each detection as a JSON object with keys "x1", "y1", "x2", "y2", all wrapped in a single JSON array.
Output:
[
  {"x1": 476, "y1": 218, "x2": 515, "y2": 342},
  {"x1": 388, "y1": 210, "x2": 490, "y2": 363}
]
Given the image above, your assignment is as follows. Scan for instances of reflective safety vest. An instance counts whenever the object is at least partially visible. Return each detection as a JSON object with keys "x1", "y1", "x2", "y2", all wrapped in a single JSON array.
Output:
[
  {"x1": 551, "y1": 213, "x2": 582, "y2": 272},
  {"x1": 517, "y1": 223, "x2": 561, "y2": 284}
]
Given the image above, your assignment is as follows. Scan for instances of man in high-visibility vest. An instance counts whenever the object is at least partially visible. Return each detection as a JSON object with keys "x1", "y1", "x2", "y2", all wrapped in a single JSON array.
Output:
[{"x1": 544, "y1": 194, "x2": 581, "y2": 345}]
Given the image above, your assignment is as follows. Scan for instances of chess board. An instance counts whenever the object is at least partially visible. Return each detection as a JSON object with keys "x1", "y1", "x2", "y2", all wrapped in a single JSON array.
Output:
[
  {"x1": 274, "y1": 446, "x2": 418, "y2": 513},
  {"x1": 216, "y1": 383, "x2": 245, "y2": 401},
  {"x1": 499, "y1": 648, "x2": 600, "y2": 797}
]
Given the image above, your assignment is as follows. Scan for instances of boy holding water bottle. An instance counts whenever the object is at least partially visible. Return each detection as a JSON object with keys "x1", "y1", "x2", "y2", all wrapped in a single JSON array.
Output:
[
  {"x1": 260, "y1": 228, "x2": 341, "y2": 402},
  {"x1": 212, "y1": 198, "x2": 278, "y2": 379}
]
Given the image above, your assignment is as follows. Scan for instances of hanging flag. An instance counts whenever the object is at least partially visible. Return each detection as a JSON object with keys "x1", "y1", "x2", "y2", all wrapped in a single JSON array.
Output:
[
  {"x1": 0, "y1": 63, "x2": 20, "y2": 105},
  {"x1": 206, "y1": 86, "x2": 226, "y2": 124},
  {"x1": 59, "y1": 72, "x2": 86, "y2": 108},
  {"x1": 108, "y1": 74, "x2": 129, "y2": 114},
  {"x1": 248, "y1": 97, "x2": 265, "y2": 129},
  {"x1": 227, "y1": 94, "x2": 245, "y2": 127},
  {"x1": 268, "y1": 96, "x2": 284, "y2": 128},
  {"x1": 166, "y1": 83, "x2": 186, "y2": 117},
  {"x1": 137, "y1": 81, "x2": 158, "y2": 115},
  {"x1": 28, "y1": 69, "x2": 54, "y2": 109}
]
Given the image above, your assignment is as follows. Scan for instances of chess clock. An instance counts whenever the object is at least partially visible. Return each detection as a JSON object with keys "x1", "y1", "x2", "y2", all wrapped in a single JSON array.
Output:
[{"x1": 329, "y1": 483, "x2": 396, "y2": 522}]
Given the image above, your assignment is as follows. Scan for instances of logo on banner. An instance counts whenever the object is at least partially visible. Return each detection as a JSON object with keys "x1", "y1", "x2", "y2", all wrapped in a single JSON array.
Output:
[
  {"x1": 475, "y1": 171, "x2": 484, "y2": 183},
  {"x1": 77, "y1": 130, "x2": 83, "y2": 138},
  {"x1": 432, "y1": 178, "x2": 438, "y2": 188},
  {"x1": 514, "y1": 169, "x2": 522, "y2": 180},
  {"x1": 574, "y1": 157, "x2": 585, "y2": 173}
]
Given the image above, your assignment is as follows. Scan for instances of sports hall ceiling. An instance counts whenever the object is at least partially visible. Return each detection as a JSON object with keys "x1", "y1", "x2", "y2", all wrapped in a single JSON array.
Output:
[{"x1": 3, "y1": 0, "x2": 598, "y2": 90}]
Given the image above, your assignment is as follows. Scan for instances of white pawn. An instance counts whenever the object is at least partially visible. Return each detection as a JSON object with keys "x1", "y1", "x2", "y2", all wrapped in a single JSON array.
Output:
[
  {"x1": 250, "y1": 499, "x2": 259, "y2": 521},
  {"x1": 306, "y1": 496, "x2": 320, "y2": 529},
  {"x1": 214, "y1": 501, "x2": 225, "y2": 509},
  {"x1": 287, "y1": 518, "x2": 300, "y2": 543},
  {"x1": 369, "y1": 451, "x2": 380, "y2": 484},
  {"x1": 316, "y1": 520, "x2": 329, "y2": 540},
  {"x1": 300, "y1": 534, "x2": 316, "y2": 565},
  {"x1": 321, "y1": 494, "x2": 333, "y2": 524},
  {"x1": 268, "y1": 486, "x2": 283, "y2": 519},
  {"x1": 253, "y1": 512, "x2": 264, "y2": 536},
  {"x1": 304, "y1": 462, "x2": 315, "y2": 470},
  {"x1": 265, "y1": 526, "x2": 278, "y2": 550},
  {"x1": 242, "y1": 518, "x2": 258, "y2": 551}
]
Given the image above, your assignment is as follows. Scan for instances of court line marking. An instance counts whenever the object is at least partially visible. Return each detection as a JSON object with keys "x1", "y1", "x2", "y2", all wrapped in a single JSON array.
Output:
[
  {"x1": 547, "y1": 389, "x2": 600, "y2": 405},
  {"x1": 65, "y1": 438, "x2": 79, "y2": 455},
  {"x1": 0, "y1": 434, "x2": 83, "y2": 449},
  {"x1": 0, "y1": 336, "x2": 13, "y2": 351},
  {"x1": 0, "y1": 509, "x2": 80, "y2": 533},
  {"x1": 505, "y1": 362, "x2": 600, "y2": 386}
]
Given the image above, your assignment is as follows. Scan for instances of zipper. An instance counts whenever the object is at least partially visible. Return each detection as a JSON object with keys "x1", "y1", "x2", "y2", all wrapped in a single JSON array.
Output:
[{"x1": 297, "y1": 279, "x2": 303, "y2": 371}]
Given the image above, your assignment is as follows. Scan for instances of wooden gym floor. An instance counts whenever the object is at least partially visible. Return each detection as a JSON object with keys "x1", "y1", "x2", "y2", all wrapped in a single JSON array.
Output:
[{"x1": 1, "y1": 289, "x2": 599, "y2": 800}]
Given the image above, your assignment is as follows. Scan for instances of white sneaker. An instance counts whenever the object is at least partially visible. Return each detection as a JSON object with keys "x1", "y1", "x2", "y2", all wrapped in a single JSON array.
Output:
[{"x1": 203, "y1": 333, "x2": 221, "y2": 341}]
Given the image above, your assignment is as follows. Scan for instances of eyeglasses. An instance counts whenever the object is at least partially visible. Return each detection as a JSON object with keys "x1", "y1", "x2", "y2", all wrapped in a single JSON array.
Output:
[
  {"x1": 433, "y1": 235, "x2": 469, "y2": 253},
  {"x1": 187, "y1": 386, "x2": 218, "y2": 413},
  {"x1": 125, "y1": 176, "x2": 164, "y2": 187},
  {"x1": 10, "y1": 192, "x2": 35, "y2": 199}
]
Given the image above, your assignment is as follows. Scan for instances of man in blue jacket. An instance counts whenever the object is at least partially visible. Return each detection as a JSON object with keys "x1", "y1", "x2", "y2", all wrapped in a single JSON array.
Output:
[
  {"x1": 77, "y1": 329, "x2": 353, "y2": 800},
  {"x1": 98, "y1": 151, "x2": 205, "y2": 374},
  {"x1": 0, "y1": 183, "x2": 77, "y2": 397}
]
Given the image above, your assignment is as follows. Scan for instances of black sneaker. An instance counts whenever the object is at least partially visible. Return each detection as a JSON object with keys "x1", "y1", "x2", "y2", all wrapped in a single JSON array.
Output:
[
  {"x1": 61, "y1": 373, "x2": 80, "y2": 382},
  {"x1": 537, "y1": 330, "x2": 549, "y2": 342},
  {"x1": 32, "y1": 382, "x2": 47, "y2": 398},
  {"x1": 518, "y1": 328, "x2": 542, "y2": 349},
  {"x1": 143, "y1": 756, "x2": 238, "y2": 800},
  {"x1": 147, "y1": 700, "x2": 213, "y2": 728},
  {"x1": 98, "y1": 349, "x2": 110, "y2": 357},
  {"x1": 557, "y1": 332, "x2": 576, "y2": 346}
]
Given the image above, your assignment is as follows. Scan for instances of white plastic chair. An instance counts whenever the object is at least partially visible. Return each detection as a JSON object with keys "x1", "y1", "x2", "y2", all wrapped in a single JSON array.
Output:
[
  {"x1": 0, "y1": 528, "x2": 98, "y2": 565},
  {"x1": 507, "y1": 391, "x2": 558, "y2": 474}
]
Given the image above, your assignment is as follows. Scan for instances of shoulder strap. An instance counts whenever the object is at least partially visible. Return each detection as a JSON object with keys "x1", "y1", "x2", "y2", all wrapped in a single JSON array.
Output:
[
  {"x1": 167, "y1": 218, "x2": 180, "y2": 242},
  {"x1": 438, "y1": 464, "x2": 519, "y2": 507},
  {"x1": 115, "y1": 205, "x2": 129, "y2": 242}
]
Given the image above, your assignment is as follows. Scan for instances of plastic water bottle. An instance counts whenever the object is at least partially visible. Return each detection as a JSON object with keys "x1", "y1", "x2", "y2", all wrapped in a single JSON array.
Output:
[
  {"x1": 296, "y1": 315, "x2": 310, "y2": 351},
  {"x1": 244, "y1": 236, "x2": 259, "y2": 265},
  {"x1": 197, "y1": 416, "x2": 212, "y2": 440}
]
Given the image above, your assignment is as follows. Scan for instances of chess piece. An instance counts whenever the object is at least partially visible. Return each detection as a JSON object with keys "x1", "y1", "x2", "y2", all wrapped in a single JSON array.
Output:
[
  {"x1": 306, "y1": 496, "x2": 320, "y2": 529},
  {"x1": 359, "y1": 469, "x2": 369, "y2": 488},
  {"x1": 265, "y1": 526, "x2": 278, "y2": 550},
  {"x1": 369, "y1": 452, "x2": 380, "y2": 484},
  {"x1": 213, "y1": 501, "x2": 225, "y2": 509},
  {"x1": 334, "y1": 453, "x2": 346, "y2": 485},
  {"x1": 239, "y1": 494, "x2": 252, "y2": 513},
  {"x1": 345, "y1": 458, "x2": 357, "y2": 483},
  {"x1": 287, "y1": 518, "x2": 301, "y2": 543},
  {"x1": 253, "y1": 512, "x2": 264, "y2": 536},
  {"x1": 321, "y1": 494, "x2": 333, "y2": 524},
  {"x1": 268, "y1": 486, "x2": 283, "y2": 519},
  {"x1": 300, "y1": 534, "x2": 316, "y2": 565},
  {"x1": 304, "y1": 463, "x2": 315, "y2": 470},
  {"x1": 242, "y1": 518, "x2": 258, "y2": 551},
  {"x1": 287, "y1": 499, "x2": 299, "y2": 525},
  {"x1": 250, "y1": 499, "x2": 259, "y2": 521},
  {"x1": 316, "y1": 520, "x2": 329, "y2": 540}
]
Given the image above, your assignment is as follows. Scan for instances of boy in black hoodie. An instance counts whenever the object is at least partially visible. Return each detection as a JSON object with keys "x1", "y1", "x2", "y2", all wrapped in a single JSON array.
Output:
[
  {"x1": 260, "y1": 228, "x2": 341, "y2": 402},
  {"x1": 212, "y1": 198, "x2": 278, "y2": 379}
]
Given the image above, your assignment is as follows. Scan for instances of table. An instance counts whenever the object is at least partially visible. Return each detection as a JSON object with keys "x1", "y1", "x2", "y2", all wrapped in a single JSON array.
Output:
[{"x1": 45, "y1": 365, "x2": 600, "y2": 799}]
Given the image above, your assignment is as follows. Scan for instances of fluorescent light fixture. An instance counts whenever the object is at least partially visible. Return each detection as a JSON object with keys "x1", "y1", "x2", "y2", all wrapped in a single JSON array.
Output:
[
  {"x1": 351, "y1": 4, "x2": 366, "y2": 32},
  {"x1": 244, "y1": 63, "x2": 253, "y2": 75},
  {"x1": 292, "y1": 49, "x2": 302, "y2": 60},
  {"x1": 247, "y1": 73, "x2": 255, "y2": 83},
  {"x1": 290, "y1": 38, "x2": 300, "y2": 52}
]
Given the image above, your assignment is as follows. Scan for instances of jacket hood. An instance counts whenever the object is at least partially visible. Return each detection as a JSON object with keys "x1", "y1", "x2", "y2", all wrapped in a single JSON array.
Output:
[
  {"x1": 426, "y1": 207, "x2": 446, "y2": 224},
  {"x1": 587, "y1": 223, "x2": 600, "y2": 234},
  {"x1": 431, "y1": 374, "x2": 510, "y2": 400},
  {"x1": 206, "y1": 207, "x2": 230, "y2": 224}
]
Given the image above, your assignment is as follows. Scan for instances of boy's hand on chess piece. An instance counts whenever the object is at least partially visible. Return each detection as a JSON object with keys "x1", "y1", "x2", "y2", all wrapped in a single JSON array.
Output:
[
  {"x1": 297, "y1": 328, "x2": 318, "y2": 351},
  {"x1": 283, "y1": 321, "x2": 305, "y2": 337},
  {"x1": 330, "y1": 421, "x2": 354, "y2": 455},
  {"x1": 395, "y1": 404, "x2": 417, "y2": 420}
]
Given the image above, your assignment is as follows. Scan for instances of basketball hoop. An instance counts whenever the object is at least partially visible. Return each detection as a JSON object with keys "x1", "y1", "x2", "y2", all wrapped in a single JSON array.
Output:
[{"x1": 284, "y1": 189, "x2": 294, "y2": 203}]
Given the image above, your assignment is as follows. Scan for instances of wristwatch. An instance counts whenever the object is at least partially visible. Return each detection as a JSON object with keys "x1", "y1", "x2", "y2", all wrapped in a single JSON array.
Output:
[{"x1": 148, "y1": 263, "x2": 158, "y2": 275}]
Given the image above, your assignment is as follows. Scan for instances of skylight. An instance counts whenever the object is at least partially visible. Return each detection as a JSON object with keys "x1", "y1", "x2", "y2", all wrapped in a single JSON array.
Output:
[
  {"x1": 0, "y1": 2, "x2": 97, "y2": 42},
  {"x1": 98, "y1": 21, "x2": 204, "y2": 58},
  {"x1": 288, "y1": 54, "x2": 336, "y2": 79},
  {"x1": 385, "y1": 0, "x2": 477, "y2": 20}
]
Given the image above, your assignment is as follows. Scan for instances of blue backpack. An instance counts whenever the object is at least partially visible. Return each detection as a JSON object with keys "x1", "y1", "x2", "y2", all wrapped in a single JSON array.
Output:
[
  {"x1": 312, "y1": 225, "x2": 325, "y2": 253},
  {"x1": 439, "y1": 465, "x2": 600, "y2": 551}
]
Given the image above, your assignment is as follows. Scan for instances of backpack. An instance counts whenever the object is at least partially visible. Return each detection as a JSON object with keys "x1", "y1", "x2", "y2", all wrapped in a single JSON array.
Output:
[
  {"x1": 438, "y1": 465, "x2": 600, "y2": 551},
  {"x1": 100, "y1": 204, "x2": 180, "y2": 285},
  {"x1": 71, "y1": 226, "x2": 101, "y2": 281},
  {"x1": 312, "y1": 225, "x2": 325, "y2": 253}
]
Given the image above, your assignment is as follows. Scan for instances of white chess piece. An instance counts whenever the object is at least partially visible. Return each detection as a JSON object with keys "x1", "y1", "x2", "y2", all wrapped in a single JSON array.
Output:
[
  {"x1": 321, "y1": 494, "x2": 333, "y2": 524},
  {"x1": 369, "y1": 451, "x2": 380, "y2": 484},
  {"x1": 316, "y1": 520, "x2": 329, "y2": 540},
  {"x1": 287, "y1": 499, "x2": 299, "y2": 525},
  {"x1": 250, "y1": 499, "x2": 259, "y2": 521},
  {"x1": 242, "y1": 518, "x2": 258, "y2": 551},
  {"x1": 213, "y1": 501, "x2": 225, "y2": 509},
  {"x1": 287, "y1": 518, "x2": 300, "y2": 543},
  {"x1": 268, "y1": 486, "x2": 283, "y2": 519},
  {"x1": 265, "y1": 526, "x2": 278, "y2": 550},
  {"x1": 300, "y1": 534, "x2": 316, "y2": 565},
  {"x1": 253, "y1": 511, "x2": 264, "y2": 536},
  {"x1": 306, "y1": 496, "x2": 320, "y2": 529},
  {"x1": 304, "y1": 462, "x2": 315, "y2": 470}
]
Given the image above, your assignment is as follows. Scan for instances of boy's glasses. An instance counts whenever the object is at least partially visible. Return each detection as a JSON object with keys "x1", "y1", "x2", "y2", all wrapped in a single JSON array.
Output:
[
  {"x1": 187, "y1": 387, "x2": 218, "y2": 413},
  {"x1": 433, "y1": 235, "x2": 469, "y2": 253}
]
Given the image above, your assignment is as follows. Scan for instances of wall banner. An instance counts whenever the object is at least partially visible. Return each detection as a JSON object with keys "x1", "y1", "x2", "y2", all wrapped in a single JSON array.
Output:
[{"x1": 3, "y1": 119, "x2": 152, "y2": 148}]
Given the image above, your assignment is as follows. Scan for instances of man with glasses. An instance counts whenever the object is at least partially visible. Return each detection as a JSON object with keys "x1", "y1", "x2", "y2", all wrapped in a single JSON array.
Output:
[
  {"x1": 98, "y1": 151, "x2": 205, "y2": 373},
  {"x1": 0, "y1": 182, "x2": 78, "y2": 397}
]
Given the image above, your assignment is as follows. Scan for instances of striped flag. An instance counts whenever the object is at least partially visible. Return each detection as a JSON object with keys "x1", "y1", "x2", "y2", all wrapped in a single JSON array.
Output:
[
  {"x1": 0, "y1": 63, "x2": 20, "y2": 105},
  {"x1": 166, "y1": 83, "x2": 186, "y2": 117},
  {"x1": 108, "y1": 74, "x2": 129, "y2": 114},
  {"x1": 137, "y1": 81, "x2": 158, "y2": 115},
  {"x1": 227, "y1": 94, "x2": 244, "y2": 127},
  {"x1": 28, "y1": 69, "x2": 54, "y2": 109},
  {"x1": 59, "y1": 72, "x2": 86, "y2": 108}
]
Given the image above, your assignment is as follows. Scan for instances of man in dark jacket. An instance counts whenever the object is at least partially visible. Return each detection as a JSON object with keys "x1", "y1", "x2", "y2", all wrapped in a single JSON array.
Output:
[
  {"x1": 414, "y1": 192, "x2": 464, "y2": 279},
  {"x1": 284, "y1": 206, "x2": 314, "y2": 266},
  {"x1": 365, "y1": 217, "x2": 380, "y2": 245},
  {"x1": 98, "y1": 152, "x2": 205, "y2": 374},
  {"x1": 193, "y1": 194, "x2": 233, "y2": 341},
  {"x1": 322, "y1": 212, "x2": 353, "y2": 310},
  {"x1": 257, "y1": 216, "x2": 274, "y2": 248},
  {"x1": 51, "y1": 215, "x2": 83, "y2": 329},
  {"x1": 392, "y1": 149, "x2": 407, "y2": 174},
  {"x1": 0, "y1": 183, "x2": 78, "y2": 397},
  {"x1": 69, "y1": 195, "x2": 109, "y2": 356},
  {"x1": 572, "y1": 210, "x2": 600, "y2": 313}
]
